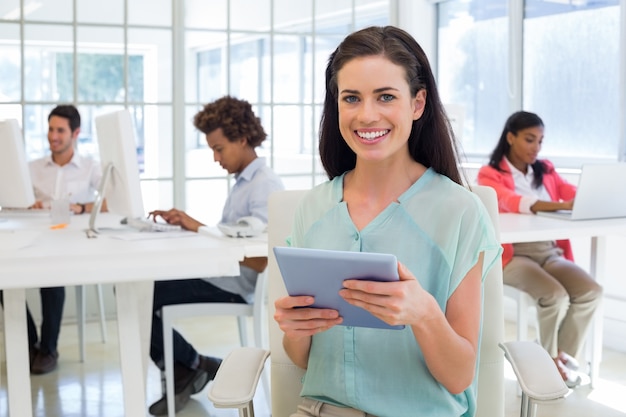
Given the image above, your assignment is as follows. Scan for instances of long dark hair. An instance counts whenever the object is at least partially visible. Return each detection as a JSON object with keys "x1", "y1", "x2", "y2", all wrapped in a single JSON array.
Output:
[
  {"x1": 487, "y1": 111, "x2": 545, "y2": 188},
  {"x1": 318, "y1": 26, "x2": 462, "y2": 185}
]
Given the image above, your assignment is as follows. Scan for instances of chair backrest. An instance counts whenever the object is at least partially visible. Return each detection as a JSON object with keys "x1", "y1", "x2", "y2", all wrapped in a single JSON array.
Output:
[
  {"x1": 268, "y1": 190, "x2": 308, "y2": 416},
  {"x1": 472, "y1": 185, "x2": 505, "y2": 417},
  {"x1": 267, "y1": 187, "x2": 504, "y2": 417}
]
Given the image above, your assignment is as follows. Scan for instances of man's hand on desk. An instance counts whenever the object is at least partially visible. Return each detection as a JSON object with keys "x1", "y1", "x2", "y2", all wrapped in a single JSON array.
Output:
[
  {"x1": 241, "y1": 256, "x2": 268, "y2": 273},
  {"x1": 30, "y1": 200, "x2": 46, "y2": 209},
  {"x1": 147, "y1": 208, "x2": 204, "y2": 232}
]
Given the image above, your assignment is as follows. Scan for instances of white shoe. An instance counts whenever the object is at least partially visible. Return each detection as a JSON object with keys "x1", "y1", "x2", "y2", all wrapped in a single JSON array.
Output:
[
  {"x1": 565, "y1": 372, "x2": 582, "y2": 388},
  {"x1": 559, "y1": 351, "x2": 580, "y2": 371}
]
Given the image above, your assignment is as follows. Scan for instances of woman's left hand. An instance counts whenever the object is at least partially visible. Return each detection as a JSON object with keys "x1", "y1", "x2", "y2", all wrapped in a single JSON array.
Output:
[{"x1": 339, "y1": 261, "x2": 430, "y2": 327}]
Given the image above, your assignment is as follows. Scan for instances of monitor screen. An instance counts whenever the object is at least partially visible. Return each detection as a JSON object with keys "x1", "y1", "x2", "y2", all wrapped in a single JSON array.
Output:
[
  {"x1": 0, "y1": 119, "x2": 36, "y2": 209},
  {"x1": 89, "y1": 109, "x2": 144, "y2": 231}
]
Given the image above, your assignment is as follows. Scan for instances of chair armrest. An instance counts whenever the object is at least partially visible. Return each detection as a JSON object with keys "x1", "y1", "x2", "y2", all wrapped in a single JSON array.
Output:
[
  {"x1": 499, "y1": 341, "x2": 569, "y2": 402},
  {"x1": 208, "y1": 347, "x2": 270, "y2": 409}
]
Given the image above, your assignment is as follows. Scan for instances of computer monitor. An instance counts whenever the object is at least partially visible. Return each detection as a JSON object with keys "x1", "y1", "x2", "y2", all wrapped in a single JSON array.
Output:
[
  {"x1": 88, "y1": 109, "x2": 144, "y2": 233},
  {"x1": 0, "y1": 119, "x2": 36, "y2": 209}
]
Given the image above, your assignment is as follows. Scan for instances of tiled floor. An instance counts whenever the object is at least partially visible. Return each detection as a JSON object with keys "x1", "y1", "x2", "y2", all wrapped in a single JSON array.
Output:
[{"x1": 1, "y1": 316, "x2": 625, "y2": 417}]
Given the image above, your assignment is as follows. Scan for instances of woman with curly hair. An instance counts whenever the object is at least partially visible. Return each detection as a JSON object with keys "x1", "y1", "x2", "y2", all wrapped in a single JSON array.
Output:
[{"x1": 146, "y1": 96, "x2": 284, "y2": 415}]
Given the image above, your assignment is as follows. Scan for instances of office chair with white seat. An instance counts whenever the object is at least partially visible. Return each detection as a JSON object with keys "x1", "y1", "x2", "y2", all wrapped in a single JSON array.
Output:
[
  {"x1": 160, "y1": 268, "x2": 269, "y2": 417},
  {"x1": 208, "y1": 187, "x2": 568, "y2": 417}
]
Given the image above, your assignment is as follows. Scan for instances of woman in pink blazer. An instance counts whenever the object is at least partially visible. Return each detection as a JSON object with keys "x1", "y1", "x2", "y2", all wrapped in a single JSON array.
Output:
[{"x1": 477, "y1": 111, "x2": 602, "y2": 388}]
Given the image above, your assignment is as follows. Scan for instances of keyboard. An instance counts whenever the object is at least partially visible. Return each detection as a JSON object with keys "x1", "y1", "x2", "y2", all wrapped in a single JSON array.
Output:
[{"x1": 121, "y1": 217, "x2": 183, "y2": 232}]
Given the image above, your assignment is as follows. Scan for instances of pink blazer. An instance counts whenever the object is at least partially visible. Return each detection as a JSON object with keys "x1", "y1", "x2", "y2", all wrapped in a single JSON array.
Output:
[{"x1": 477, "y1": 159, "x2": 576, "y2": 267}]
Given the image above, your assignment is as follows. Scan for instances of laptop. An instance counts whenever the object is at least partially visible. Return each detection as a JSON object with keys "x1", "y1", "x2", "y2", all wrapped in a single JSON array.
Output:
[{"x1": 536, "y1": 163, "x2": 626, "y2": 221}]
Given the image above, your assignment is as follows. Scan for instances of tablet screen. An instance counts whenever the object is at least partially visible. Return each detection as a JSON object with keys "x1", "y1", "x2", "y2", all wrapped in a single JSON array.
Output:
[{"x1": 273, "y1": 246, "x2": 404, "y2": 330}]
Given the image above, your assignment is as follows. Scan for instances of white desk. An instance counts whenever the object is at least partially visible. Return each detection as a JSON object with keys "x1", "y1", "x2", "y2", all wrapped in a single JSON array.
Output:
[
  {"x1": 0, "y1": 213, "x2": 267, "y2": 416},
  {"x1": 499, "y1": 213, "x2": 626, "y2": 388}
]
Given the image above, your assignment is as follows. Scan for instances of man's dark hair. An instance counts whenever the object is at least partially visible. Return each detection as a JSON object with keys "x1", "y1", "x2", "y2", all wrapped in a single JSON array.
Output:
[{"x1": 48, "y1": 105, "x2": 81, "y2": 132}]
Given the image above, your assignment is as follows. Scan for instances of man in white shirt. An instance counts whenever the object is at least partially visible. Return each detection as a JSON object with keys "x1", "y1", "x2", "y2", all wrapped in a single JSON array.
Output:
[{"x1": 27, "y1": 105, "x2": 104, "y2": 374}]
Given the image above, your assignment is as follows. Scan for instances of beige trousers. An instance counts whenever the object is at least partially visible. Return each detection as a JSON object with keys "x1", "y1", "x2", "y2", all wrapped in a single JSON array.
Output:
[
  {"x1": 291, "y1": 398, "x2": 378, "y2": 417},
  {"x1": 504, "y1": 241, "x2": 603, "y2": 358}
]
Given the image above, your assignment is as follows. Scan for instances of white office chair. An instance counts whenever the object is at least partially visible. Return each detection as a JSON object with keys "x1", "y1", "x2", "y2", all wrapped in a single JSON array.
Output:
[
  {"x1": 208, "y1": 187, "x2": 568, "y2": 417},
  {"x1": 503, "y1": 284, "x2": 541, "y2": 343},
  {"x1": 75, "y1": 284, "x2": 108, "y2": 362},
  {"x1": 160, "y1": 269, "x2": 270, "y2": 417}
]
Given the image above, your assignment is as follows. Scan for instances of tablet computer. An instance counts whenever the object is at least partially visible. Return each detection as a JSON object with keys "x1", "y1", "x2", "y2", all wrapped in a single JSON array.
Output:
[{"x1": 273, "y1": 246, "x2": 404, "y2": 330}]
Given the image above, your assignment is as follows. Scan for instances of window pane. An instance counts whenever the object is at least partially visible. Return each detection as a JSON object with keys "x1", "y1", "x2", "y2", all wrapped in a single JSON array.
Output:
[
  {"x1": 76, "y1": 27, "x2": 125, "y2": 103},
  {"x1": 0, "y1": 23, "x2": 21, "y2": 102},
  {"x1": 355, "y1": 0, "x2": 390, "y2": 29},
  {"x1": 187, "y1": 31, "x2": 227, "y2": 103},
  {"x1": 256, "y1": 103, "x2": 273, "y2": 155},
  {"x1": 523, "y1": 1, "x2": 620, "y2": 160},
  {"x1": 23, "y1": 104, "x2": 60, "y2": 160},
  {"x1": 185, "y1": 0, "x2": 227, "y2": 30},
  {"x1": 0, "y1": 0, "x2": 21, "y2": 20},
  {"x1": 316, "y1": 0, "x2": 354, "y2": 34},
  {"x1": 230, "y1": 0, "x2": 270, "y2": 31},
  {"x1": 0, "y1": 104, "x2": 22, "y2": 124},
  {"x1": 85, "y1": 105, "x2": 149, "y2": 180},
  {"x1": 275, "y1": 0, "x2": 312, "y2": 33},
  {"x1": 77, "y1": 0, "x2": 123, "y2": 24},
  {"x1": 24, "y1": 0, "x2": 72, "y2": 23},
  {"x1": 82, "y1": 104, "x2": 127, "y2": 160},
  {"x1": 273, "y1": 35, "x2": 308, "y2": 104},
  {"x1": 437, "y1": 0, "x2": 509, "y2": 156},
  {"x1": 185, "y1": 105, "x2": 226, "y2": 178},
  {"x1": 129, "y1": 0, "x2": 172, "y2": 26},
  {"x1": 186, "y1": 179, "x2": 230, "y2": 226},
  {"x1": 141, "y1": 105, "x2": 173, "y2": 179},
  {"x1": 24, "y1": 24, "x2": 73, "y2": 102},
  {"x1": 129, "y1": 28, "x2": 172, "y2": 103},
  {"x1": 314, "y1": 35, "x2": 345, "y2": 103},
  {"x1": 229, "y1": 33, "x2": 270, "y2": 103},
  {"x1": 273, "y1": 105, "x2": 315, "y2": 175},
  {"x1": 142, "y1": 179, "x2": 173, "y2": 214}
]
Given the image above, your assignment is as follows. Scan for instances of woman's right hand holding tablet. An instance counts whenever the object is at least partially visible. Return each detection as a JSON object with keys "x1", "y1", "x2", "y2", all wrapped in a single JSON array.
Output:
[
  {"x1": 275, "y1": 295, "x2": 342, "y2": 369},
  {"x1": 274, "y1": 295, "x2": 342, "y2": 338}
]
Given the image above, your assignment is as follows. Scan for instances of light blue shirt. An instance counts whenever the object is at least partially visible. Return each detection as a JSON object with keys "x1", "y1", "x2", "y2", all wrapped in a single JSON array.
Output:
[
  {"x1": 289, "y1": 168, "x2": 501, "y2": 417},
  {"x1": 207, "y1": 157, "x2": 284, "y2": 302}
]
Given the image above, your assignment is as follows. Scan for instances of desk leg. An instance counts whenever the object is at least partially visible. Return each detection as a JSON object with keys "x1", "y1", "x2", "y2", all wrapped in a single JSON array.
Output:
[
  {"x1": 115, "y1": 281, "x2": 153, "y2": 417},
  {"x1": 3, "y1": 288, "x2": 33, "y2": 417},
  {"x1": 588, "y1": 236, "x2": 605, "y2": 389}
]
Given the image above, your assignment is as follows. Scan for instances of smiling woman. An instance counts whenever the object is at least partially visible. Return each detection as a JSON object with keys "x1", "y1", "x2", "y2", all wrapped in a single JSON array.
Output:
[{"x1": 275, "y1": 26, "x2": 501, "y2": 417}]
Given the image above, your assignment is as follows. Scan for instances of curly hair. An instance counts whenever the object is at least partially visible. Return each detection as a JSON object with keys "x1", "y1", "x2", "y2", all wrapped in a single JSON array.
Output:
[{"x1": 193, "y1": 96, "x2": 267, "y2": 147}]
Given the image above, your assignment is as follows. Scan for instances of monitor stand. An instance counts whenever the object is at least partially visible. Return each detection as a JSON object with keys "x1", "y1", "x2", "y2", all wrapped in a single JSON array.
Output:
[{"x1": 87, "y1": 162, "x2": 113, "y2": 237}]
